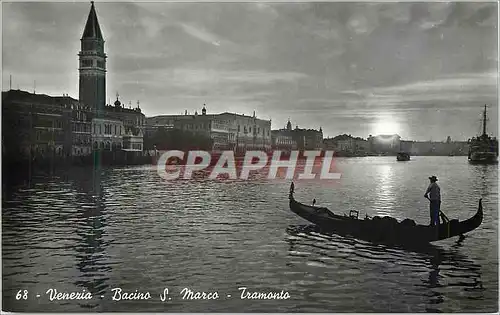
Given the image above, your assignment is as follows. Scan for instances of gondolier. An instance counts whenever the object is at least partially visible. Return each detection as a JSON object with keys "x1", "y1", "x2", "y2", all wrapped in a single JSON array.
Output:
[{"x1": 424, "y1": 175, "x2": 441, "y2": 226}]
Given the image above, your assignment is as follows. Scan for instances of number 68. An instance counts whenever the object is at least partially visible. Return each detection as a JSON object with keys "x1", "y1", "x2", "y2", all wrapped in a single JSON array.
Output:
[{"x1": 16, "y1": 290, "x2": 28, "y2": 300}]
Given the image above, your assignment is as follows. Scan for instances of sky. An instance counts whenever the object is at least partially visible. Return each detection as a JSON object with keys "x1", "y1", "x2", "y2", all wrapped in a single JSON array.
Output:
[{"x1": 2, "y1": 1, "x2": 498, "y2": 140}]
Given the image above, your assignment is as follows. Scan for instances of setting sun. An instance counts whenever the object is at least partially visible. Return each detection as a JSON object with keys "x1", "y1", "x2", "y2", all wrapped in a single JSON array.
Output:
[{"x1": 372, "y1": 120, "x2": 400, "y2": 135}]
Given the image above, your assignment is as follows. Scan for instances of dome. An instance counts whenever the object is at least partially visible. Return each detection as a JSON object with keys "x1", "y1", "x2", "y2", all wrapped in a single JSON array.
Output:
[{"x1": 114, "y1": 92, "x2": 121, "y2": 107}]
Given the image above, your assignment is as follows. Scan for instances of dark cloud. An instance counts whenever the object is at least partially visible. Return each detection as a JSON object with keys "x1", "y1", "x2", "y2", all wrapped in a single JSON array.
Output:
[{"x1": 2, "y1": 1, "x2": 497, "y2": 140}]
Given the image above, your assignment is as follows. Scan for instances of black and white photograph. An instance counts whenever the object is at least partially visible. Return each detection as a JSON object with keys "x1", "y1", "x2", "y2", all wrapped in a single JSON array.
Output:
[{"x1": 1, "y1": 0, "x2": 498, "y2": 312}]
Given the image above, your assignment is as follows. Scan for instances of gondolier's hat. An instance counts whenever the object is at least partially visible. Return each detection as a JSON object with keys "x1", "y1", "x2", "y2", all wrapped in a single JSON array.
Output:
[{"x1": 429, "y1": 175, "x2": 438, "y2": 182}]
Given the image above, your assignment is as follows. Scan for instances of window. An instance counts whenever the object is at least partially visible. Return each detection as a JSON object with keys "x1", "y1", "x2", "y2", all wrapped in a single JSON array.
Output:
[
  {"x1": 81, "y1": 59, "x2": 92, "y2": 67},
  {"x1": 114, "y1": 125, "x2": 117, "y2": 135}
]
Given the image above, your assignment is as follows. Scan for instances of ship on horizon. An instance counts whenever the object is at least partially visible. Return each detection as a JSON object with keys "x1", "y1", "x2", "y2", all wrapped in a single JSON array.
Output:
[{"x1": 468, "y1": 105, "x2": 498, "y2": 164}]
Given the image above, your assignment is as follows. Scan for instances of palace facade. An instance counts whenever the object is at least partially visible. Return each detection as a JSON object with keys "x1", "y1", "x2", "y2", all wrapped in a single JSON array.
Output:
[
  {"x1": 146, "y1": 106, "x2": 272, "y2": 153},
  {"x1": 271, "y1": 119, "x2": 323, "y2": 152}
]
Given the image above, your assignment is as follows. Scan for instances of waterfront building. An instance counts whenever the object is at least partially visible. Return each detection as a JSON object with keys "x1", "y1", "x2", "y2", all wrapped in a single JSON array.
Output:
[
  {"x1": 324, "y1": 134, "x2": 368, "y2": 155},
  {"x1": 2, "y1": 90, "x2": 93, "y2": 159},
  {"x1": 101, "y1": 96, "x2": 145, "y2": 150},
  {"x1": 1, "y1": 89, "x2": 145, "y2": 158},
  {"x1": 123, "y1": 129, "x2": 144, "y2": 151},
  {"x1": 271, "y1": 120, "x2": 297, "y2": 153},
  {"x1": 146, "y1": 106, "x2": 272, "y2": 152},
  {"x1": 399, "y1": 140, "x2": 414, "y2": 153},
  {"x1": 271, "y1": 130, "x2": 298, "y2": 154},
  {"x1": 219, "y1": 111, "x2": 272, "y2": 153},
  {"x1": 145, "y1": 114, "x2": 185, "y2": 136},
  {"x1": 368, "y1": 134, "x2": 401, "y2": 154},
  {"x1": 70, "y1": 96, "x2": 93, "y2": 156},
  {"x1": 172, "y1": 108, "x2": 213, "y2": 137},
  {"x1": 271, "y1": 119, "x2": 323, "y2": 152},
  {"x1": 77, "y1": 2, "x2": 145, "y2": 154},
  {"x1": 293, "y1": 127, "x2": 323, "y2": 151},
  {"x1": 3, "y1": 2, "x2": 146, "y2": 164},
  {"x1": 91, "y1": 118, "x2": 124, "y2": 151},
  {"x1": 80, "y1": 3, "x2": 145, "y2": 151},
  {"x1": 400, "y1": 139, "x2": 469, "y2": 156}
]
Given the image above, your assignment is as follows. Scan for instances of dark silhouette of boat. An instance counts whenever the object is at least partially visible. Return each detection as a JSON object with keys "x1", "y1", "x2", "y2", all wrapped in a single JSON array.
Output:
[
  {"x1": 288, "y1": 183, "x2": 483, "y2": 245},
  {"x1": 396, "y1": 152, "x2": 410, "y2": 161},
  {"x1": 468, "y1": 105, "x2": 498, "y2": 164}
]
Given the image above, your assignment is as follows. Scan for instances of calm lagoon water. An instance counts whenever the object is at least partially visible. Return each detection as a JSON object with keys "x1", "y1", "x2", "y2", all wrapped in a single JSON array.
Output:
[{"x1": 2, "y1": 156, "x2": 498, "y2": 312}]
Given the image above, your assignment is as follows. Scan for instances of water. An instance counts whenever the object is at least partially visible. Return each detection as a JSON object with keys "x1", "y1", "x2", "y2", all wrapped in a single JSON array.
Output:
[{"x1": 2, "y1": 156, "x2": 498, "y2": 312}]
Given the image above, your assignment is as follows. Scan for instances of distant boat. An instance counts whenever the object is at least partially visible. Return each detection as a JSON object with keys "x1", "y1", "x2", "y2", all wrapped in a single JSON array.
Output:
[
  {"x1": 396, "y1": 152, "x2": 410, "y2": 161},
  {"x1": 468, "y1": 105, "x2": 498, "y2": 164}
]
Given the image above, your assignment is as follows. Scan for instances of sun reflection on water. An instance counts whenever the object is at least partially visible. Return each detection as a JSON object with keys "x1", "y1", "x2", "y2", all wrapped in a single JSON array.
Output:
[{"x1": 374, "y1": 164, "x2": 396, "y2": 216}]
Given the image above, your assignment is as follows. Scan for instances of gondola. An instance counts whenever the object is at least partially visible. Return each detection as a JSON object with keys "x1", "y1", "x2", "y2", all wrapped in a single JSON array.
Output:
[{"x1": 288, "y1": 183, "x2": 483, "y2": 245}]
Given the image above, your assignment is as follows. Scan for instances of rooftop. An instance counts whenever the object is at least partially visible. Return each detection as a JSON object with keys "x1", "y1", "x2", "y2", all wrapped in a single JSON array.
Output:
[
  {"x1": 330, "y1": 134, "x2": 366, "y2": 141},
  {"x1": 2, "y1": 89, "x2": 81, "y2": 107},
  {"x1": 147, "y1": 111, "x2": 271, "y2": 122},
  {"x1": 105, "y1": 103, "x2": 144, "y2": 115}
]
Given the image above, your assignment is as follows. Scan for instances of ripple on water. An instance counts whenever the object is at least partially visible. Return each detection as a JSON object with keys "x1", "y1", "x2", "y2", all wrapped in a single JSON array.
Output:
[{"x1": 1, "y1": 158, "x2": 498, "y2": 312}]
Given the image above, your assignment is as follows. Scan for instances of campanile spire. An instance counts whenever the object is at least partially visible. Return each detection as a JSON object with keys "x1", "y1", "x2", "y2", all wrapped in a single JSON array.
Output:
[{"x1": 79, "y1": 1, "x2": 106, "y2": 110}]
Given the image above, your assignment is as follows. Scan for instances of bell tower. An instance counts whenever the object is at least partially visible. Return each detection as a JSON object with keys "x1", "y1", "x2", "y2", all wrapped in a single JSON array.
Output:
[{"x1": 79, "y1": 1, "x2": 106, "y2": 111}]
